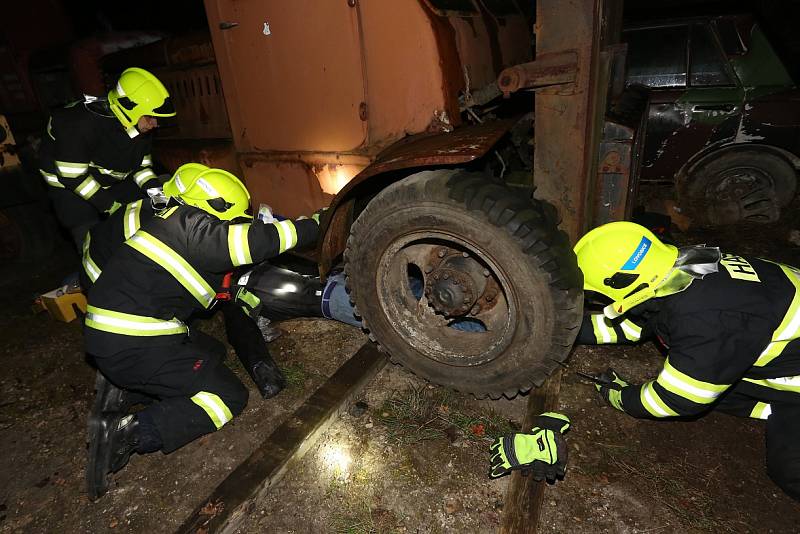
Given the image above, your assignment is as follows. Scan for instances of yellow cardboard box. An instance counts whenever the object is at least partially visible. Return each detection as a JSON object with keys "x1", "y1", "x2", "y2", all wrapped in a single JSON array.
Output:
[{"x1": 39, "y1": 288, "x2": 87, "y2": 323}]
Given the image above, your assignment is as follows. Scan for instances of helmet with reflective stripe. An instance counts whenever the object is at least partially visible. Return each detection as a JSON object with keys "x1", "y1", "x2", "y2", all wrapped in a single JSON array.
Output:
[
  {"x1": 574, "y1": 221, "x2": 678, "y2": 314},
  {"x1": 179, "y1": 168, "x2": 251, "y2": 220},
  {"x1": 108, "y1": 67, "x2": 176, "y2": 131},
  {"x1": 163, "y1": 163, "x2": 209, "y2": 198}
]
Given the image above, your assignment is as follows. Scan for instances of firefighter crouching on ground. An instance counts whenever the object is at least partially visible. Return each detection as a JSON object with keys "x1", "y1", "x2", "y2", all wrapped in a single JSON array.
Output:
[
  {"x1": 574, "y1": 221, "x2": 800, "y2": 501},
  {"x1": 84, "y1": 168, "x2": 322, "y2": 499},
  {"x1": 39, "y1": 67, "x2": 175, "y2": 248},
  {"x1": 82, "y1": 162, "x2": 291, "y2": 400}
]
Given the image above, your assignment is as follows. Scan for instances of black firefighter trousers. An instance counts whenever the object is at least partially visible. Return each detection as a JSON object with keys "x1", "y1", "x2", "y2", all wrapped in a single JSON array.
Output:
[
  {"x1": 93, "y1": 331, "x2": 248, "y2": 453},
  {"x1": 717, "y1": 392, "x2": 800, "y2": 501}
]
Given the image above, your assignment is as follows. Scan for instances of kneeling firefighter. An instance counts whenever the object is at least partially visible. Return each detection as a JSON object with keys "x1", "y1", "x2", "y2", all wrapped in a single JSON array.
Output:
[
  {"x1": 574, "y1": 221, "x2": 800, "y2": 501},
  {"x1": 81, "y1": 163, "x2": 287, "y2": 400},
  {"x1": 84, "y1": 168, "x2": 322, "y2": 499},
  {"x1": 39, "y1": 67, "x2": 175, "y2": 248}
]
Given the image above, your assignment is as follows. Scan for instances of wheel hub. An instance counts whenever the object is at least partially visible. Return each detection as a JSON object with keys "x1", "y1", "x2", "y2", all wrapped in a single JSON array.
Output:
[{"x1": 424, "y1": 247, "x2": 489, "y2": 316}]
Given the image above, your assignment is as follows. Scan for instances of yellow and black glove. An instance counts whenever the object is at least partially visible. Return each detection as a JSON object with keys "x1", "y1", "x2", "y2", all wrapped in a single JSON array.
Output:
[
  {"x1": 594, "y1": 368, "x2": 628, "y2": 412},
  {"x1": 489, "y1": 412, "x2": 570, "y2": 482}
]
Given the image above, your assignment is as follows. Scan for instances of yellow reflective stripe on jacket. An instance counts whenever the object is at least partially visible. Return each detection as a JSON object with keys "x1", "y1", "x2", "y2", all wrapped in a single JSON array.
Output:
[
  {"x1": 744, "y1": 375, "x2": 800, "y2": 393},
  {"x1": 85, "y1": 305, "x2": 187, "y2": 336},
  {"x1": 655, "y1": 359, "x2": 728, "y2": 404},
  {"x1": 126, "y1": 231, "x2": 215, "y2": 308},
  {"x1": 755, "y1": 264, "x2": 800, "y2": 367},
  {"x1": 157, "y1": 206, "x2": 179, "y2": 219},
  {"x1": 134, "y1": 167, "x2": 156, "y2": 187},
  {"x1": 620, "y1": 319, "x2": 642, "y2": 341},
  {"x1": 55, "y1": 160, "x2": 89, "y2": 177},
  {"x1": 123, "y1": 200, "x2": 144, "y2": 240},
  {"x1": 82, "y1": 233, "x2": 101, "y2": 283},
  {"x1": 90, "y1": 162, "x2": 127, "y2": 179},
  {"x1": 40, "y1": 169, "x2": 65, "y2": 188},
  {"x1": 76, "y1": 176, "x2": 101, "y2": 199},
  {"x1": 228, "y1": 224, "x2": 253, "y2": 266},
  {"x1": 190, "y1": 391, "x2": 233, "y2": 429},
  {"x1": 272, "y1": 220, "x2": 298, "y2": 253},
  {"x1": 749, "y1": 402, "x2": 772, "y2": 420},
  {"x1": 591, "y1": 314, "x2": 617, "y2": 344},
  {"x1": 639, "y1": 381, "x2": 679, "y2": 417},
  {"x1": 141, "y1": 154, "x2": 153, "y2": 167}
]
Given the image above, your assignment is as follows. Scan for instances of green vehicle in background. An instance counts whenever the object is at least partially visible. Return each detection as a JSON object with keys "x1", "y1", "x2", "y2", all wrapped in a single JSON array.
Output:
[{"x1": 624, "y1": 14, "x2": 800, "y2": 225}]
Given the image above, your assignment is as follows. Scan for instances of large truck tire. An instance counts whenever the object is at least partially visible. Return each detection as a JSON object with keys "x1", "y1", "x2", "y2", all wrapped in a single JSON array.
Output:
[{"x1": 344, "y1": 169, "x2": 583, "y2": 398}]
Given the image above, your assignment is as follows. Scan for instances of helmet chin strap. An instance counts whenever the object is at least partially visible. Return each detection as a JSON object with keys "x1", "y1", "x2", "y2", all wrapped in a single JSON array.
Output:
[
  {"x1": 604, "y1": 246, "x2": 721, "y2": 319},
  {"x1": 125, "y1": 124, "x2": 140, "y2": 138}
]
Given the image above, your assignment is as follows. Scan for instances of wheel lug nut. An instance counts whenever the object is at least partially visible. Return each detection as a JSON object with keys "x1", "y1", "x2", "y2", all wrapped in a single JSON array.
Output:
[
  {"x1": 483, "y1": 269, "x2": 490, "y2": 277},
  {"x1": 462, "y1": 251, "x2": 469, "y2": 258},
  {"x1": 443, "y1": 273, "x2": 449, "y2": 280},
  {"x1": 437, "y1": 248, "x2": 447, "y2": 258},
  {"x1": 470, "y1": 305, "x2": 481, "y2": 315}
]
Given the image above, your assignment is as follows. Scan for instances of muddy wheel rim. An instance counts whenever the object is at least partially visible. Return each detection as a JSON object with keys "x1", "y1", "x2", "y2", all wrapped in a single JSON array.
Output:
[{"x1": 375, "y1": 230, "x2": 519, "y2": 367}]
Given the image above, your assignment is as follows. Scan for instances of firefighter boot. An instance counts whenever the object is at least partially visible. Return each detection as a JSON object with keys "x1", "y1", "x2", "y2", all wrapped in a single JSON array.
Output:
[
  {"x1": 91, "y1": 371, "x2": 127, "y2": 414},
  {"x1": 249, "y1": 357, "x2": 287, "y2": 399},
  {"x1": 87, "y1": 413, "x2": 159, "y2": 501}
]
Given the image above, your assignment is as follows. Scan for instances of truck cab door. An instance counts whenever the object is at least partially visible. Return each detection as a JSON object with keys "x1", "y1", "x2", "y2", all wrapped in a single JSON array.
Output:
[{"x1": 204, "y1": 0, "x2": 368, "y2": 153}]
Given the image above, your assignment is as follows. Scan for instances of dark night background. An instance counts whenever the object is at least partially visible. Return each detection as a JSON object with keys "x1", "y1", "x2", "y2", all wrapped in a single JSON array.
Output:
[{"x1": 58, "y1": 0, "x2": 800, "y2": 74}]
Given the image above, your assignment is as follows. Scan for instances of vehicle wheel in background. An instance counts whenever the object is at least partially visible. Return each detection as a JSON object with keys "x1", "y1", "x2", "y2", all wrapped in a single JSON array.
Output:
[{"x1": 682, "y1": 150, "x2": 797, "y2": 225}]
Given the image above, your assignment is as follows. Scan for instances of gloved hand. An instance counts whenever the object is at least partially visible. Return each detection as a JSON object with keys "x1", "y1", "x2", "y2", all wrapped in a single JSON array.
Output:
[
  {"x1": 594, "y1": 368, "x2": 628, "y2": 411},
  {"x1": 311, "y1": 206, "x2": 329, "y2": 224},
  {"x1": 146, "y1": 187, "x2": 170, "y2": 210},
  {"x1": 489, "y1": 412, "x2": 570, "y2": 481}
]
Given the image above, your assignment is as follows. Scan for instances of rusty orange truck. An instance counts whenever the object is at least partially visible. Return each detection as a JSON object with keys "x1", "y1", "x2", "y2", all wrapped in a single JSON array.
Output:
[{"x1": 99, "y1": 0, "x2": 606, "y2": 398}]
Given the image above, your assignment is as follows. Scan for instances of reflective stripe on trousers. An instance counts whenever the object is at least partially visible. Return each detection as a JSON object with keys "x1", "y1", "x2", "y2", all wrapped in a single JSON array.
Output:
[{"x1": 85, "y1": 305, "x2": 188, "y2": 336}]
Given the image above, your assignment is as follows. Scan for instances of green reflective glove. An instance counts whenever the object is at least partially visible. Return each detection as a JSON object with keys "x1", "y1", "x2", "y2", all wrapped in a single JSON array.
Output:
[
  {"x1": 489, "y1": 412, "x2": 570, "y2": 481},
  {"x1": 594, "y1": 368, "x2": 628, "y2": 412},
  {"x1": 106, "y1": 201, "x2": 122, "y2": 215}
]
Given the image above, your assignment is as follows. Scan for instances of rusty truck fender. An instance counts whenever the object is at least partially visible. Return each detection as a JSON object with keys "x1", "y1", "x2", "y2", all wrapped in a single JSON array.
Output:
[{"x1": 315, "y1": 119, "x2": 515, "y2": 276}]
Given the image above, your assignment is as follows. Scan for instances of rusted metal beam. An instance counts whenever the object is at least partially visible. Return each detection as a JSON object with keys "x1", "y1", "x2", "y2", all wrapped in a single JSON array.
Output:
[
  {"x1": 532, "y1": 0, "x2": 623, "y2": 242},
  {"x1": 176, "y1": 342, "x2": 387, "y2": 534},
  {"x1": 497, "y1": 50, "x2": 578, "y2": 97},
  {"x1": 498, "y1": 368, "x2": 563, "y2": 534}
]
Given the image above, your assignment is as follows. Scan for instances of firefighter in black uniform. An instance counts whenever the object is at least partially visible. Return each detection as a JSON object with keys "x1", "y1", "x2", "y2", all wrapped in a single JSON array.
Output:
[
  {"x1": 82, "y1": 162, "x2": 288, "y2": 401},
  {"x1": 79, "y1": 163, "x2": 207, "y2": 290},
  {"x1": 574, "y1": 221, "x2": 800, "y2": 501},
  {"x1": 84, "y1": 168, "x2": 321, "y2": 499},
  {"x1": 39, "y1": 67, "x2": 175, "y2": 248}
]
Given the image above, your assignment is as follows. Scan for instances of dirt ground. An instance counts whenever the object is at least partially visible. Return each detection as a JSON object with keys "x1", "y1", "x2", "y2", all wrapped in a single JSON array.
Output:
[{"x1": 2, "y1": 212, "x2": 800, "y2": 533}]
